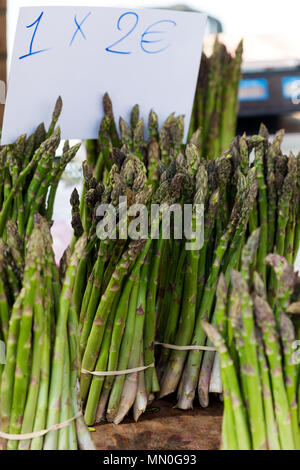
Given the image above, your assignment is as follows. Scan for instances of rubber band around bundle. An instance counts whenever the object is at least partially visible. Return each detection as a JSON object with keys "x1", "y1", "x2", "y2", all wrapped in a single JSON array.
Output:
[
  {"x1": 81, "y1": 362, "x2": 155, "y2": 377},
  {"x1": 0, "y1": 411, "x2": 82, "y2": 441},
  {"x1": 155, "y1": 341, "x2": 217, "y2": 352},
  {"x1": 81, "y1": 342, "x2": 217, "y2": 377}
]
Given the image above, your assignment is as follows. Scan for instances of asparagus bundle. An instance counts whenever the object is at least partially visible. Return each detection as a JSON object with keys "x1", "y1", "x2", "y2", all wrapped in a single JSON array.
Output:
[
  {"x1": 0, "y1": 215, "x2": 94, "y2": 450},
  {"x1": 190, "y1": 36, "x2": 243, "y2": 158},
  {"x1": 74, "y1": 136, "x2": 233, "y2": 424},
  {"x1": 202, "y1": 249, "x2": 300, "y2": 450},
  {"x1": 157, "y1": 125, "x2": 300, "y2": 410},
  {"x1": 0, "y1": 99, "x2": 91, "y2": 448},
  {"x1": 71, "y1": 140, "x2": 196, "y2": 425}
]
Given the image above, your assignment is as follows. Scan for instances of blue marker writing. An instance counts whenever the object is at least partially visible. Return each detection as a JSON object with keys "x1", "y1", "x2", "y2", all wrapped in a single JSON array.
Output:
[
  {"x1": 19, "y1": 11, "x2": 51, "y2": 60},
  {"x1": 106, "y1": 12, "x2": 139, "y2": 55},
  {"x1": 141, "y1": 20, "x2": 176, "y2": 54},
  {"x1": 69, "y1": 12, "x2": 92, "y2": 46}
]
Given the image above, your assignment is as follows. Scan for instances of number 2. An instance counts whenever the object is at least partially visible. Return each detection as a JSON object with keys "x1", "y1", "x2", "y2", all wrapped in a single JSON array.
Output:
[
  {"x1": 106, "y1": 12, "x2": 139, "y2": 55},
  {"x1": 19, "y1": 11, "x2": 51, "y2": 60}
]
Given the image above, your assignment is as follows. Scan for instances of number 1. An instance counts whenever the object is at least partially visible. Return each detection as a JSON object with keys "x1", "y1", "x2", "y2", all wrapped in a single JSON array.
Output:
[{"x1": 19, "y1": 11, "x2": 51, "y2": 60}]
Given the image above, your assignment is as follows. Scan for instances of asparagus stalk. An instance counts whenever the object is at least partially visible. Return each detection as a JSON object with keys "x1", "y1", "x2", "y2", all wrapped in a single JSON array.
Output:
[
  {"x1": 230, "y1": 271, "x2": 267, "y2": 450},
  {"x1": 254, "y1": 296, "x2": 295, "y2": 450},
  {"x1": 44, "y1": 235, "x2": 87, "y2": 450},
  {"x1": 202, "y1": 320, "x2": 251, "y2": 450},
  {"x1": 7, "y1": 230, "x2": 43, "y2": 450}
]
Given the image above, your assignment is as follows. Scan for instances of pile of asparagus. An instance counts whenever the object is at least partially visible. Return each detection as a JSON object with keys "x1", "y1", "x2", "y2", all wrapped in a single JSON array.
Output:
[
  {"x1": 189, "y1": 36, "x2": 243, "y2": 158},
  {"x1": 203, "y1": 239, "x2": 300, "y2": 450},
  {"x1": 1, "y1": 86, "x2": 299, "y2": 443},
  {"x1": 0, "y1": 215, "x2": 94, "y2": 450},
  {"x1": 75, "y1": 95, "x2": 300, "y2": 423}
]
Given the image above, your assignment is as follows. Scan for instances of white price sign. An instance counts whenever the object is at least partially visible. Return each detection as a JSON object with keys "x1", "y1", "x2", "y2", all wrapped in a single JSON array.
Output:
[{"x1": 2, "y1": 6, "x2": 207, "y2": 144}]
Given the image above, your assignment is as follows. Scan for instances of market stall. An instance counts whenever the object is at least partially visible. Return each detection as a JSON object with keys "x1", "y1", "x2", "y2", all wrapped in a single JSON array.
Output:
[{"x1": 0, "y1": 3, "x2": 299, "y2": 453}]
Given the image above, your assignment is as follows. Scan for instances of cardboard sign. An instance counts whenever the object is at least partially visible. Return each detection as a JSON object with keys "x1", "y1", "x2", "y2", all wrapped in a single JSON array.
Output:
[{"x1": 2, "y1": 6, "x2": 207, "y2": 144}]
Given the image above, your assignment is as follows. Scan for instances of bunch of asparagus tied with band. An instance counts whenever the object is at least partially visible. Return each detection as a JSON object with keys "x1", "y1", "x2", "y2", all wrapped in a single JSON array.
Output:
[
  {"x1": 203, "y1": 235, "x2": 300, "y2": 450},
  {"x1": 158, "y1": 125, "x2": 300, "y2": 409},
  {"x1": 0, "y1": 215, "x2": 94, "y2": 450},
  {"x1": 70, "y1": 139, "x2": 199, "y2": 425},
  {"x1": 71, "y1": 110, "x2": 249, "y2": 423},
  {"x1": 73, "y1": 94, "x2": 238, "y2": 424},
  {"x1": 0, "y1": 98, "x2": 80, "y2": 343}
]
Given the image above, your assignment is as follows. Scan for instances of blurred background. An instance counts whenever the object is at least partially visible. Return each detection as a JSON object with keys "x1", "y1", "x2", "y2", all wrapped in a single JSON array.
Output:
[{"x1": 1, "y1": 0, "x2": 300, "y2": 258}]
